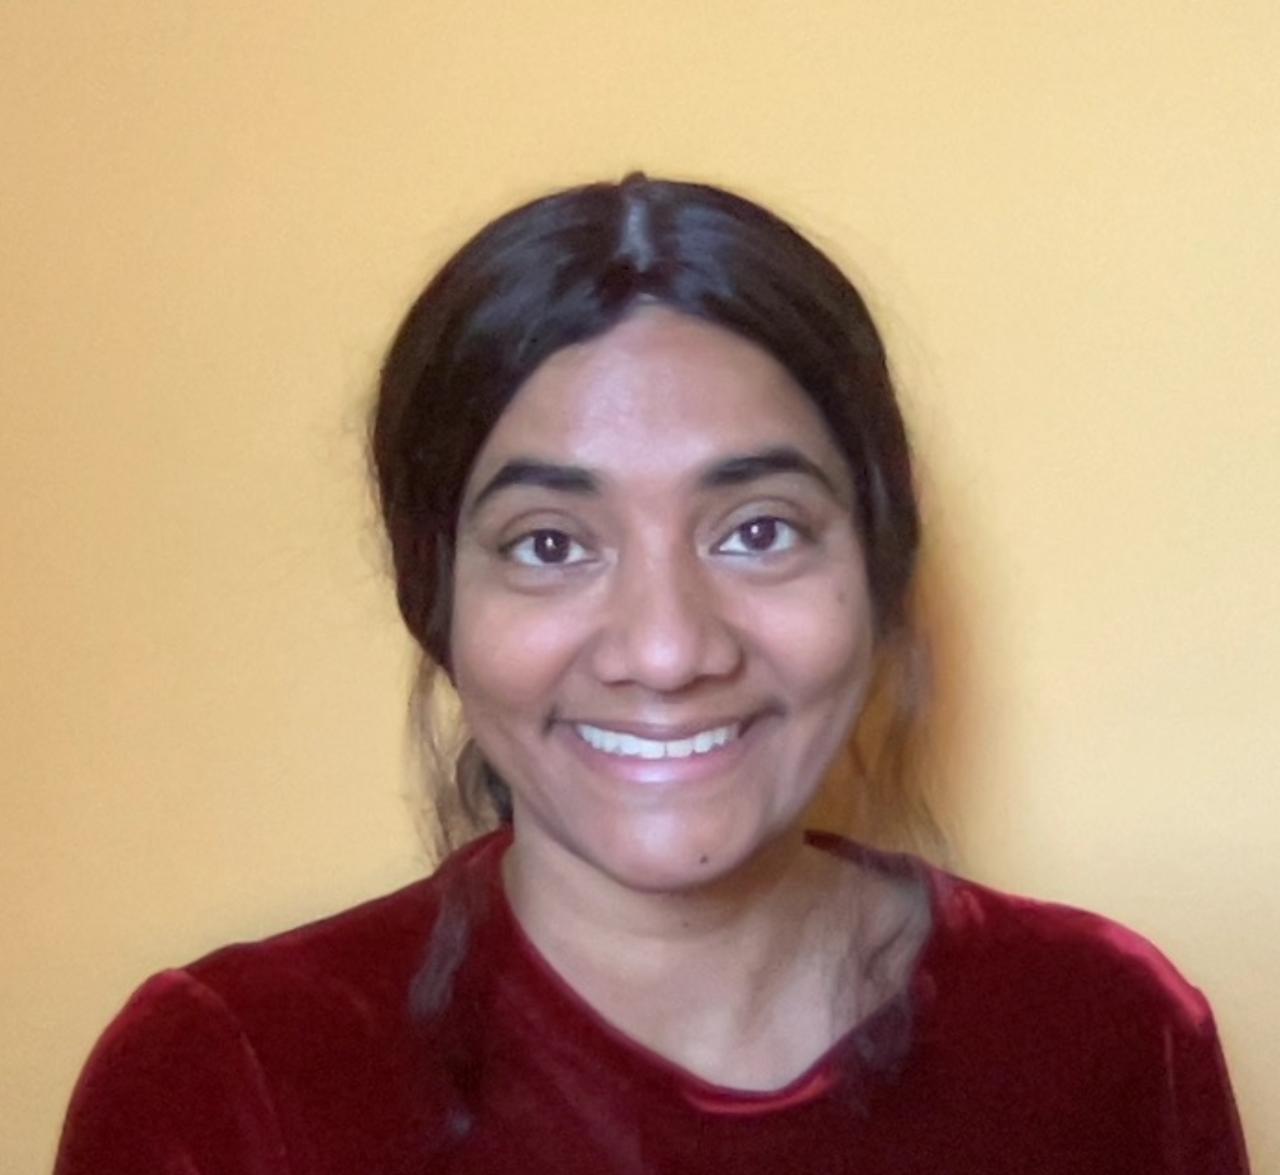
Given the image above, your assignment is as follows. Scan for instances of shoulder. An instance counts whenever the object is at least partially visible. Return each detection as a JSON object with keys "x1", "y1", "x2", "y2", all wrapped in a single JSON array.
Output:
[
  {"x1": 923, "y1": 864, "x2": 1215, "y2": 1035},
  {"x1": 157, "y1": 830, "x2": 508, "y2": 1052},
  {"x1": 184, "y1": 868, "x2": 443, "y2": 1020},
  {"x1": 912, "y1": 859, "x2": 1242, "y2": 1125},
  {"x1": 899, "y1": 863, "x2": 1250, "y2": 1168},
  {"x1": 56, "y1": 832, "x2": 509, "y2": 1175}
]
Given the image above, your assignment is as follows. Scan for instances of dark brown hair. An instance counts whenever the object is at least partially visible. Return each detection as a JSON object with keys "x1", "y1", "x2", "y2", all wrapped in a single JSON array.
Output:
[{"x1": 371, "y1": 175, "x2": 930, "y2": 852}]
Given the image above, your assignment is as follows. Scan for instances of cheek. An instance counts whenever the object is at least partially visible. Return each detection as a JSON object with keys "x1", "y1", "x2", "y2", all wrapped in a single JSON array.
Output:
[
  {"x1": 449, "y1": 586, "x2": 584, "y2": 716},
  {"x1": 755, "y1": 581, "x2": 875, "y2": 707}
]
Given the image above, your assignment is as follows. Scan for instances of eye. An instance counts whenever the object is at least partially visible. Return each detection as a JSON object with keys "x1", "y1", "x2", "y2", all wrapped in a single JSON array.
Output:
[
  {"x1": 504, "y1": 528, "x2": 591, "y2": 567},
  {"x1": 715, "y1": 516, "x2": 803, "y2": 557}
]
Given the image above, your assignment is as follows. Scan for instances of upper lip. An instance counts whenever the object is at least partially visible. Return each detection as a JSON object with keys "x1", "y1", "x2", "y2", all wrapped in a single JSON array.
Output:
[{"x1": 557, "y1": 714, "x2": 764, "y2": 740}]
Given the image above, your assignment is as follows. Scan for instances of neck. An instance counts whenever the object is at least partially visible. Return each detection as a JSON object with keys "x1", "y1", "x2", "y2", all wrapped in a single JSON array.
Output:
[{"x1": 502, "y1": 826, "x2": 882, "y2": 1090}]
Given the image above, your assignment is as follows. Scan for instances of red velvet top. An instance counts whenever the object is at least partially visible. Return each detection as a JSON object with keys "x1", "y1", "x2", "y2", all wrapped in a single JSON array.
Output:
[{"x1": 55, "y1": 830, "x2": 1249, "y2": 1174}]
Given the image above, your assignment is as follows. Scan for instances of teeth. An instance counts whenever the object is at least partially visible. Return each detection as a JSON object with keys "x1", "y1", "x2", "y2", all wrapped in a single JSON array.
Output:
[{"x1": 576, "y1": 722, "x2": 738, "y2": 760}]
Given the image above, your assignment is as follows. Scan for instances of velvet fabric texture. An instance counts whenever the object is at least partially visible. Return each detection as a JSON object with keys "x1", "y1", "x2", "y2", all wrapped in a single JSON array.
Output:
[{"x1": 55, "y1": 830, "x2": 1249, "y2": 1174}]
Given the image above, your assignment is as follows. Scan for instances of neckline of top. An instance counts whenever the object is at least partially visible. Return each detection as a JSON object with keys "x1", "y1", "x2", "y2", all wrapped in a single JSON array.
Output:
[{"x1": 483, "y1": 828, "x2": 946, "y2": 1116}]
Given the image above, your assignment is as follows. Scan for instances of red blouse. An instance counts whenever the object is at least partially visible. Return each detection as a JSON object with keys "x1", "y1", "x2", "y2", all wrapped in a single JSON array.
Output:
[{"x1": 55, "y1": 830, "x2": 1249, "y2": 1173}]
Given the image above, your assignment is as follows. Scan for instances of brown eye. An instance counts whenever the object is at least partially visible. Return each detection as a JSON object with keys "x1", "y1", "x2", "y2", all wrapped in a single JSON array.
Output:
[
  {"x1": 715, "y1": 516, "x2": 803, "y2": 557},
  {"x1": 740, "y1": 518, "x2": 780, "y2": 551},
  {"x1": 506, "y1": 529, "x2": 589, "y2": 567}
]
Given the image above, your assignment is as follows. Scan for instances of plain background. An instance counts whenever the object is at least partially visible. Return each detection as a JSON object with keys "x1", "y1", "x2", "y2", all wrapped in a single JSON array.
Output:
[{"x1": 3, "y1": 3, "x2": 1276, "y2": 1170}]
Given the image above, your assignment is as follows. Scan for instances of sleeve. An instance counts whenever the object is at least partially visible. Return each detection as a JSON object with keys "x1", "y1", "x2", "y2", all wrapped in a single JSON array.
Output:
[
  {"x1": 54, "y1": 970, "x2": 295, "y2": 1175},
  {"x1": 1159, "y1": 1006, "x2": 1251, "y2": 1175}
]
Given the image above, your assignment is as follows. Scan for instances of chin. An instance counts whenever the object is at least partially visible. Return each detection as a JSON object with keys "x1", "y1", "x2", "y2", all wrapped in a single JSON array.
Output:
[{"x1": 578, "y1": 813, "x2": 802, "y2": 896}]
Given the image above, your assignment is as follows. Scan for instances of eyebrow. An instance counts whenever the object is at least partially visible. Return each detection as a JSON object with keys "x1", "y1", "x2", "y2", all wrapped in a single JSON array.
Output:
[
  {"x1": 467, "y1": 460, "x2": 600, "y2": 515},
  {"x1": 465, "y1": 445, "x2": 843, "y2": 516},
  {"x1": 698, "y1": 446, "x2": 842, "y2": 497}
]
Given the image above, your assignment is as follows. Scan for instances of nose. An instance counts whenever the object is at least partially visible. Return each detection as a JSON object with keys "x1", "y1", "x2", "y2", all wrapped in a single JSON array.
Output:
[{"x1": 589, "y1": 548, "x2": 743, "y2": 692}]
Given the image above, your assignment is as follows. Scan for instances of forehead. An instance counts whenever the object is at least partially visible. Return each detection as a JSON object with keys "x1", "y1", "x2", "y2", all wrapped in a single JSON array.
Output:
[{"x1": 464, "y1": 308, "x2": 849, "y2": 497}]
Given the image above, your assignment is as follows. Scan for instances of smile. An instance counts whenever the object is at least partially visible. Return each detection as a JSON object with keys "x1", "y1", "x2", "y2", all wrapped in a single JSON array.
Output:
[{"x1": 574, "y1": 722, "x2": 740, "y2": 761}]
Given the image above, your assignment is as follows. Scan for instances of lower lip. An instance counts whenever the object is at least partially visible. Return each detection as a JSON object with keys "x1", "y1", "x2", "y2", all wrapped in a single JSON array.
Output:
[{"x1": 560, "y1": 720, "x2": 763, "y2": 788}]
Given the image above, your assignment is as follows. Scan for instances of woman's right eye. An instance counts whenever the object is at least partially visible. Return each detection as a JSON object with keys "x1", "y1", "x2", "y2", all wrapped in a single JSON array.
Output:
[{"x1": 503, "y1": 529, "x2": 590, "y2": 567}]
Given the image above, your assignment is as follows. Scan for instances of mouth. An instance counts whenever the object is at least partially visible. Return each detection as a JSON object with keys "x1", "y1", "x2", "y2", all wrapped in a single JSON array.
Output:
[{"x1": 573, "y1": 721, "x2": 742, "y2": 762}]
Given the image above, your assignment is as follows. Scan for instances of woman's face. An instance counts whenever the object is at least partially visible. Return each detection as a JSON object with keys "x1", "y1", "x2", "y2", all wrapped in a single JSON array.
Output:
[{"x1": 452, "y1": 308, "x2": 875, "y2": 894}]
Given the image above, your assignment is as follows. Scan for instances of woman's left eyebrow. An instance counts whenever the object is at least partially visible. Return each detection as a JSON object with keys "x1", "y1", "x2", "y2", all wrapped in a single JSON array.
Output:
[{"x1": 700, "y1": 447, "x2": 842, "y2": 497}]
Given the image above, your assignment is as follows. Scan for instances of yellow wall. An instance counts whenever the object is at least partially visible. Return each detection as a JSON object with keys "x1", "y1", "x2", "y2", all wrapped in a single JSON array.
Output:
[{"x1": 3, "y1": 3, "x2": 1276, "y2": 1168}]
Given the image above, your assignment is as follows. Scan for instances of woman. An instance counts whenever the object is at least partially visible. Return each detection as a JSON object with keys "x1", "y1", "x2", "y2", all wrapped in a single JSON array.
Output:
[{"x1": 55, "y1": 176, "x2": 1249, "y2": 1173}]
